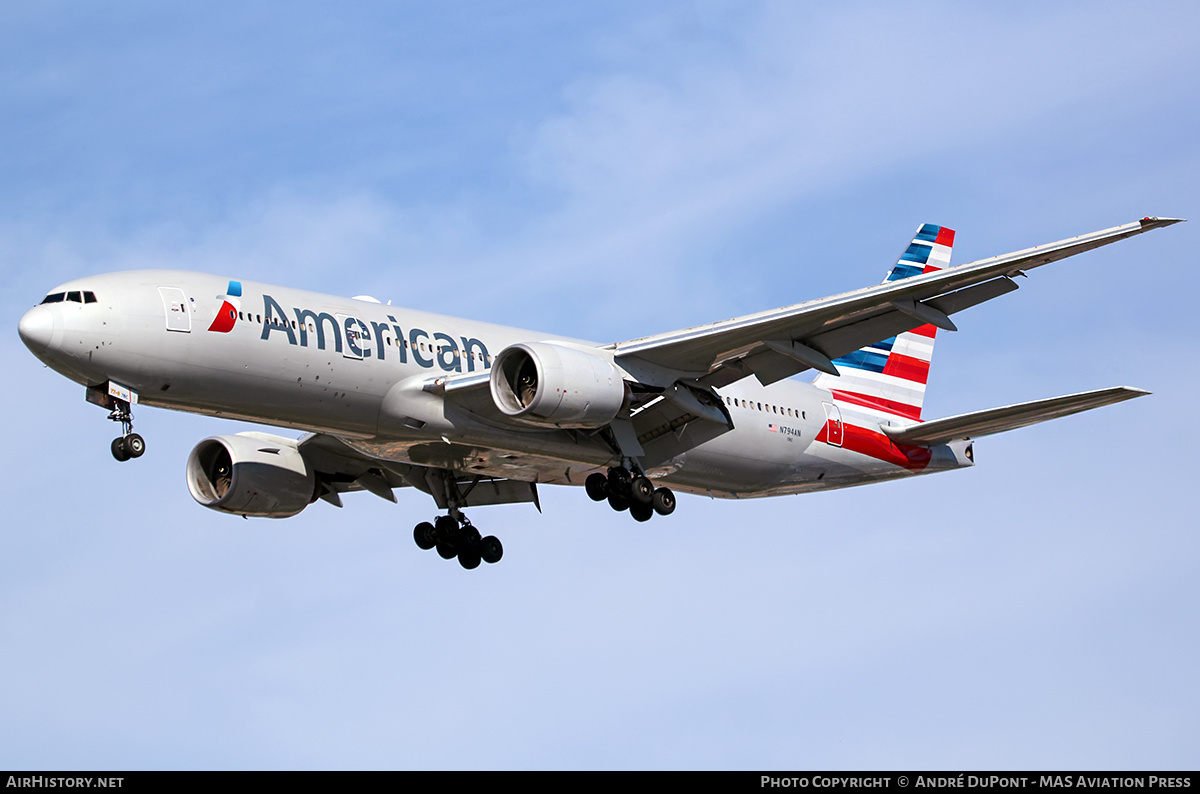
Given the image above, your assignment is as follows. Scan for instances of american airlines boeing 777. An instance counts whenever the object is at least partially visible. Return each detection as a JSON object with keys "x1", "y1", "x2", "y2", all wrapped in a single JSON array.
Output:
[{"x1": 17, "y1": 217, "x2": 1182, "y2": 569}]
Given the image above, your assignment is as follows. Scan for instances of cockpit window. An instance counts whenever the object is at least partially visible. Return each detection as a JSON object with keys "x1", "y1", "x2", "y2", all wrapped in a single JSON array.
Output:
[{"x1": 40, "y1": 290, "x2": 98, "y2": 305}]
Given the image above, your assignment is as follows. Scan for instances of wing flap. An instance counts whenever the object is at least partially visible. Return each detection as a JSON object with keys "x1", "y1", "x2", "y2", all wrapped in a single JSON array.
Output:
[
  {"x1": 881, "y1": 386, "x2": 1149, "y2": 446},
  {"x1": 797, "y1": 276, "x2": 1021, "y2": 379},
  {"x1": 297, "y1": 431, "x2": 541, "y2": 509},
  {"x1": 449, "y1": 476, "x2": 540, "y2": 509},
  {"x1": 630, "y1": 385, "x2": 734, "y2": 468}
]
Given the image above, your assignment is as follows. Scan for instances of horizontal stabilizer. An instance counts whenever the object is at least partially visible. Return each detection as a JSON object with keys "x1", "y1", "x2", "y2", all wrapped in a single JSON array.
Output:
[{"x1": 881, "y1": 386, "x2": 1149, "y2": 446}]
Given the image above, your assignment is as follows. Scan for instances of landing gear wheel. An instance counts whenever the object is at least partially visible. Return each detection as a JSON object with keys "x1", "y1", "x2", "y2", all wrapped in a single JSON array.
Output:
[
  {"x1": 607, "y1": 491, "x2": 630, "y2": 512},
  {"x1": 436, "y1": 540, "x2": 458, "y2": 560},
  {"x1": 630, "y1": 476, "x2": 653, "y2": 505},
  {"x1": 105, "y1": 395, "x2": 140, "y2": 461},
  {"x1": 459, "y1": 524, "x2": 481, "y2": 549},
  {"x1": 434, "y1": 515, "x2": 458, "y2": 541},
  {"x1": 124, "y1": 433, "x2": 145, "y2": 458},
  {"x1": 480, "y1": 536, "x2": 503, "y2": 564},
  {"x1": 607, "y1": 466, "x2": 631, "y2": 495},
  {"x1": 414, "y1": 522, "x2": 436, "y2": 550},
  {"x1": 652, "y1": 487, "x2": 676, "y2": 516},
  {"x1": 630, "y1": 502, "x2": 654, "y2": 522},
  {"x1": 585, "y1": 473, "x2": 609, "y2": 501},
  {"x1": 458, "y1": 549, "x2": 481, "y2": 570}
]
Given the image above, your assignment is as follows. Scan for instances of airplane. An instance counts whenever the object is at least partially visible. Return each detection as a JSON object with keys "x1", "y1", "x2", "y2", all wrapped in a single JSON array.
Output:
[{"x1": 17, "y1": 216, "x2": 1182, "y2": 569}]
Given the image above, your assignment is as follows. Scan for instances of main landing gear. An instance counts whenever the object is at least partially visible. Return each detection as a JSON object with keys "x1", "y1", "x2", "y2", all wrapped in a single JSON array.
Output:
[
  {"x1": 585, "y1": 466, "x2": 676, "y2": 523},
  {"x1": 108, "y1": 399, "x2": 145, "y2": 462},
  {"x1": 412, "y1": 513, "x2": 504, "y2": 570}
]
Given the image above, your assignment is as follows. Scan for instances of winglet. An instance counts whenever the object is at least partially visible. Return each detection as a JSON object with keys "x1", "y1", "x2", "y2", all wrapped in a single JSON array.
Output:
[{"x1": 1139, "y1": 216, "x2": 1185, "y2": 228}]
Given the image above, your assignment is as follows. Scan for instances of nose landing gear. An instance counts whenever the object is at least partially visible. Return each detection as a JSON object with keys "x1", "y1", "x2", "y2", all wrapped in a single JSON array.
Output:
[
  {"x1": 87, "y1": 382, "x2": 146, "y2": 462},
  {"x1": 586, "y1": 466, "x2": 675, "y2": 522},
  {"x1": 107, "y1": 399, "x2": 145, "y2": 462}
]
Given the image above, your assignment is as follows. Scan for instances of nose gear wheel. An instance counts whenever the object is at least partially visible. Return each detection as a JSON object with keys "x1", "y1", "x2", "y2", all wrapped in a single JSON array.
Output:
[{"x1": 106, "y1": 396, "x2": 146, "y2": 462}]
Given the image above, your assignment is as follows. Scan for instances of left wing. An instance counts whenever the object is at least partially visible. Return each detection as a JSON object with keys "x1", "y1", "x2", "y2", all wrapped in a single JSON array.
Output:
[{"x1": 612, "y1": 217, "x2": 1182, "y2": 389}]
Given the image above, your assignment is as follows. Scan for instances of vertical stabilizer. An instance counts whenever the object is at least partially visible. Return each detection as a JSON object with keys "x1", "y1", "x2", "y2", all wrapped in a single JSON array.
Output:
[{"x1": 812, "y1": 223, "x2": 955, "y2": 421}]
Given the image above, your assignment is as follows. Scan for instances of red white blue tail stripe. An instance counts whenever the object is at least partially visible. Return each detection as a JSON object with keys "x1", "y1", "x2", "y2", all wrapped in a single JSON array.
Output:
[{"x1": 813, "y1": 224, "x2": 954, "y2": 421}]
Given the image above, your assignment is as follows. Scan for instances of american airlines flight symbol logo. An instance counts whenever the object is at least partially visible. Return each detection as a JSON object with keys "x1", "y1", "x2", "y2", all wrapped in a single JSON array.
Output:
[{"x1": 207, "y1": 280, "x2": 243, "y2": 333}]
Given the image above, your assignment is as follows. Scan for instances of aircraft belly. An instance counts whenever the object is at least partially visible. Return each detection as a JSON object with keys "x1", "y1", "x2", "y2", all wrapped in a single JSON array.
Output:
[
  {"x1": 338, "y1": 435, "x2": 610, "y2": 486},
  {"x1": 114, "y1": 325, "x2": 386, "y2": 436},
  {"x1": 661, "y1": 420, "x2": 804, "y2": 495},
  {"x1": 142, "y1": 371, "x2": 382, "y2": 436},
  {"x1": 658, "y1": 401, "x2": 928, "y2": 497}
]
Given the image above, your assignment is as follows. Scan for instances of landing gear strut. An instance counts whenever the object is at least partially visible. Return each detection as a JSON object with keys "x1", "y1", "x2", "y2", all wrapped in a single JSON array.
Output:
[
  {"x1": 412, "y1": 511, "x2": 503, "y2": 570},
  {"x1": 586, "y1": 466, "x2": 676, "y2": 522},
  {"x1": 107, "y1": 398, "x2": 145, "y2": 462}
]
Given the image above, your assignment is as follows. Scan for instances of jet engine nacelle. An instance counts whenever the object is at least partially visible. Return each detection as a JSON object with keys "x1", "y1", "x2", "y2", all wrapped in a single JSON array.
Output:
[
  {"x1": 186, "y1": 432, "x2": 315, "y2": 518},
  {"x1": 489, "y1": 342, "x2": 627, "y2": 428}
]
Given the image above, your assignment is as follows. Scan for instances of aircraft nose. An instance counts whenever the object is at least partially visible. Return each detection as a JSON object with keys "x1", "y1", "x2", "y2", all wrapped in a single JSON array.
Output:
[{"x1": 18, "y1": 305, "x2": 55, "y2": 355}]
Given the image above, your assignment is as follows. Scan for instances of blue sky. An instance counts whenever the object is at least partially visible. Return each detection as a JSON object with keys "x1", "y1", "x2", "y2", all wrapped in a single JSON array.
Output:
[{"x1": 2, "y1": 1, "x2": 1198, "y2": 770}]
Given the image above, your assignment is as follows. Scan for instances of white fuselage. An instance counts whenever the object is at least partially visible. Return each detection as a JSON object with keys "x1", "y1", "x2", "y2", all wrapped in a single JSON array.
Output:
[{"x1": 18, "y1": 270, "x2": 972, "y2": 499}]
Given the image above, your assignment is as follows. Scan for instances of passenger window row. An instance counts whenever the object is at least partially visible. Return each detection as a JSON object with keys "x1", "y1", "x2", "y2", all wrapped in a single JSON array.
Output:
[{"x1": 723, "y1": 395, "x2": 805, "y2": 420}]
